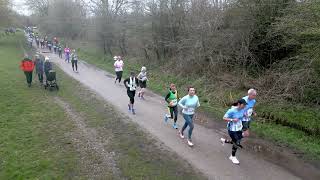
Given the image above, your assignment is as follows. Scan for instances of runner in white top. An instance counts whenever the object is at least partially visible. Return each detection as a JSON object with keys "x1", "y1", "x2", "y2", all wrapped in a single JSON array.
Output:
[{"x1": 114, "y1": 56, "x2": 124, "y2": 84}]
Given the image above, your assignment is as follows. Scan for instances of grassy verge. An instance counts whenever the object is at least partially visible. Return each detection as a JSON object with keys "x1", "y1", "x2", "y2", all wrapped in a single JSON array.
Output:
[
  {"x1": 0, "y1": 34, "x2": 80, "y2": 179},
  {"x1": 74, "y1": 42, "x2": 320, "y2": 160}
]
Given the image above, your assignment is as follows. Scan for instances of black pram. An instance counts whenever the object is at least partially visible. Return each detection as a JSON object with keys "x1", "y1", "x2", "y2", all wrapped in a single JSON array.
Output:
[{"x1": 44, "y1": 70, "x2": 59, "y2": 90}]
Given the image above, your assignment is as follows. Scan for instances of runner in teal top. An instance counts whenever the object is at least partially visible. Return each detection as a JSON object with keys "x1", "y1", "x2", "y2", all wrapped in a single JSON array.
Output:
[
  {"x1": 178, "y1": 87, "x2": 200, "y2": 147},
  {"x1": 222, "y1": 99, "x2": 247, "y2": 165}
]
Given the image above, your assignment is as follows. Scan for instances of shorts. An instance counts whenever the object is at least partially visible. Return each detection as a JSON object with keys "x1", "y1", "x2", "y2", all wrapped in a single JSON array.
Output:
[
  {"x1": 139, "y1": 80, "x2": 147, "y2": 88},
  {"x1": 242, "y1": 121, "x2": 251, "y2": 131}
]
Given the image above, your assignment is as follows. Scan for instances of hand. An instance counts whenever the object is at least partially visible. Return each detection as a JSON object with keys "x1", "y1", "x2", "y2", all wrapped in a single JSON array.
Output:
[
  {"x1": 253, "y1": 112, "x2": 257, "y2": 116},
  {"x1": 232, "y1": 118, "x2": 239, "y2": 122},
  {"x1": 169, "y1": 102, "x2": 174, "y2": 107}
]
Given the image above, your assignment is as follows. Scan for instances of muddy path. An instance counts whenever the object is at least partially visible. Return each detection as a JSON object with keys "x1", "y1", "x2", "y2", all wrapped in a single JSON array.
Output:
[{"x1": 39, "y1": 49, "x2": 320, "y2": 180}]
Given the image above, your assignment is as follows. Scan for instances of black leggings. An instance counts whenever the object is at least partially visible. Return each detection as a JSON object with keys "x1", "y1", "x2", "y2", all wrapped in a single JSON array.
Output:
[
  {"x1": 72, "y1": 60, "x2": 78, "y2": 71},
  {"x1": 228, "y1": 131, "x2": 243, "y2": 156},
  {"x1": 115, "y1": 71, "x2": 123, "y2": 83},
  {"x1": 168, "y1": 106, "x2": 178, "y2": 123},
  {"x1": 127, "y1": 90, "x2": 136, "y2": 104}
]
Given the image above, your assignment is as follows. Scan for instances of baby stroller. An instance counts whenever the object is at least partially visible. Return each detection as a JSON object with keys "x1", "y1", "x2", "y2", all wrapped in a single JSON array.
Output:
[{"x1": 45, "y1": 70, "x2": 59, "y2": 91}]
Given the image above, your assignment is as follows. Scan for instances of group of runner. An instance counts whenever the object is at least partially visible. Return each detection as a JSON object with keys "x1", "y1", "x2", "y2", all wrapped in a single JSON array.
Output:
[
  {"x1": 114, "y1": 55, "x2": 257, "y2": 165},
  {"x1": 27, "y1": 28, "x2": 257, "y2": 165}
]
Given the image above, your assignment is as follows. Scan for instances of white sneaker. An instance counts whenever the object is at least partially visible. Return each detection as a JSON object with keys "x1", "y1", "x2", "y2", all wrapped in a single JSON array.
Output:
[
  {"x1": 179, "y1": 131, "x2": 184, "y2": 139},
  {"x1": 187, "y1": 139, "x2": 194, "y2": 147},
  {"x1": 229, "y1": 155, "x2": 240, "y2": 165},
  {"x1": 220, "y1": 138, "x2": 225, "y2": 146}
]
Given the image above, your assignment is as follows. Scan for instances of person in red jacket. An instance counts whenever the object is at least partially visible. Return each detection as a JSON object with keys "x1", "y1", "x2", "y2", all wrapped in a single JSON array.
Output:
[{"x1": 20, "y1": 56, "x2": 35, "y2": 87}]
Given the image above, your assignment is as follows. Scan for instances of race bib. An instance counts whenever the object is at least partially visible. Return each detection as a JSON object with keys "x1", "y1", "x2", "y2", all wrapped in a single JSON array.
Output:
[
  {"x1": 186, "y1": 107, "x2": 195, "y2": 114},
  {"x1": 236, "y1": 122, "x2": 243, "y2": 131},
  {"x1": 247, "y1": 108, "x2": 253, "y2": 116}
]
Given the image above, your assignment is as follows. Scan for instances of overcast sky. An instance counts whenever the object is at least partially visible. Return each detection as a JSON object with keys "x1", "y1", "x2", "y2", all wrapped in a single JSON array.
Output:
[{"x1": 11, "y1": 0, "x2": 30, "y2": 16}]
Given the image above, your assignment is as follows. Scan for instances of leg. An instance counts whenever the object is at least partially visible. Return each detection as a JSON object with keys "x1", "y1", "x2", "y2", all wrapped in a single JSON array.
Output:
[
  {"x1": 187, "y1": 115, "x2": 194, "y2": 140},
  {"x1": 71, "y1": 60, "x2": 75, "y2": 71},
  {"x1": 115, "y1": 71, "x2": 120, "y2": 82},
  {"x1": 173, "y1": 106, "x2": 178, "y2": 123},
  {"x1": 169, "y1": 107, "x2": 174, "y2": 119},
  {"x1": 181, "y1": 113, "x2": 191, "y2": 135},
  {"x1": 118, "y1": 71, "x2": 123, "y2": 83},
  {"x1": 75, "y1": 61, "x2": 78, "y2": 71}
]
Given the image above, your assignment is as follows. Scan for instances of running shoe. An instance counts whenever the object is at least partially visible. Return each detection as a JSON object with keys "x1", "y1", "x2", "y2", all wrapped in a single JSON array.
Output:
[
  {"x1": 173, "y1": 123, "x2": 178, "y2": 129},
  {"x1": 220, "y1": 138, "x2": 225, "y2": 146},
  {"x1": 164, "y1": 114, "x2": 169, "y2": 123},
  {"x1": 179, "y1": 131, "x2": 184, "y2": 139},
  {"x1": 132, "y1": 109, "x2": 136, "y2": 115},
  {"x1": 229, "y1": 156, "x2": 240, "y2": 165},
  {"x1": 187, "y1": 139, "x2": 194, "y2": 147}
]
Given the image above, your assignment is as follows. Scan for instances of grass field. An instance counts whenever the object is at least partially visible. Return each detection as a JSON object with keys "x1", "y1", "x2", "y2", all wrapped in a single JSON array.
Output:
[
  {"x1": 74, "y1": 42, "x2": 320, "y2": 160},
  {"x1": 0, "y1": 34, "x2": 204, "y2": 179}
]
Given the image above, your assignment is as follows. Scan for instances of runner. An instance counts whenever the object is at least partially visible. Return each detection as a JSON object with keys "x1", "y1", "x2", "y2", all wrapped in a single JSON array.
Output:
[
  {"x1": 20, "y1": 56, "x2": 35, "y2": 87},
  {"x1": 53, "y1": 43, "x2": 57, "y2": 54},
  {"x1": 64, "y1": 46, "x2": 70, "y2": 63},
  {"x1": 40, "y1": 38, "x2": 44, "y2": 49},
  {"x1": 178, "y1": 87, "x2": 200, "y2": 147},
  {"x1": 47, "y1": 40, "x2": 52, "y2": 52},
  {"x1": 35, "y1": 36, "x2": 40, "y2": 48},
  {"x1": 137, "y1": 66, "x2": 148, "y2": 99},
  {"x1": 34, "y1": 54, "x2": 44, "y2": 85},
  {"x1": 124, "y1": 72, "x2": 139, "y2": 115},
  {"x1": 242, "y1": 89, "x2": 257, "y2": 137},
  {"x1": 221, "y1": 99, "x2": 247, "y2": 165},
  {"x1": 164, "y1": 83, "x2": 180, "y2": 129},
  {"x1": 58, "y1": 45, "x2": 63, "y2": 58},
  {"x1": 114, "y1": 56, "x2": 124, "y2": 84},
  {"x1": 27, "y1": 36, "x2": 33, "y2": 48},
  {"x1": 71, "y1": 49, "x2": 78, "y2": 72}
]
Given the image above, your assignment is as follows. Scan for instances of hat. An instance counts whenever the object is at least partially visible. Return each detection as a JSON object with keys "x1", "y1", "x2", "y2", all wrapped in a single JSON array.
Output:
[
  {"x1": 113, "y1": 56, "x2": 118, "y2": 61},
  {"x1": 141, "y1": 66, "x2": 146, "y2": 72}
]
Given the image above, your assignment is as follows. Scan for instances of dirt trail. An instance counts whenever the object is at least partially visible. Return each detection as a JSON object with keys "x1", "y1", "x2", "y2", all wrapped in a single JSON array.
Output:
[
  {"x1": 54, "y1": 97, "x2": 122, "y2": 179},
  {"x1": 40, "y1": 50, "x2": 319, "y2": 180}
]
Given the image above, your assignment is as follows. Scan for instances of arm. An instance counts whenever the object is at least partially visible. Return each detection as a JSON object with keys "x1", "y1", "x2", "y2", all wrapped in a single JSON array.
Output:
[
  {"x1": 136, "y1": 73, "x2": 141, "y2": 80},
  {"x1": 164, "y1": 92, "x2": 171, "y2": 103},
  {"x1": 178, "y1": 96, "x2": 187, "y2": 109},
  {"x1": 123, "y1": 78, "x2": 128, "y2": 88},
  {"x1": 223, "y1": 110, "x2": 238, "y2": 122}
]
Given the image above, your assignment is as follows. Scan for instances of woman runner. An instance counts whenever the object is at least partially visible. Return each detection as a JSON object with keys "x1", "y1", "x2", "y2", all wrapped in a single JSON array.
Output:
[
  {"x1": 178, "y1": 87, "x2": 200, "y2": 147},
  {"x1": 164, "y1": 83, "x2": 180, "y2": 129},
  {"x1": 221, "y1": 99, "x2": 247, "y2": 165},
  {"x1": 114, "y1": 56, "x2": 124, "y2": 84},
  {"x1": 71, "y1": 49, "x2": 78, "y2": 72},
  {"x1": 124, "y1": 72, "x2": 139, "y2": 115},
  {"x1": 137, "y1": 66, "x2": 148, "y2": 99}
]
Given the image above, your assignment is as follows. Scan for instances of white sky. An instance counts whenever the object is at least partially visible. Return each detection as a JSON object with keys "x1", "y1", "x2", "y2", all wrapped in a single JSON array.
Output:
[{"x1": 11, "y1": 0, "x2": 31, "y2": 16}]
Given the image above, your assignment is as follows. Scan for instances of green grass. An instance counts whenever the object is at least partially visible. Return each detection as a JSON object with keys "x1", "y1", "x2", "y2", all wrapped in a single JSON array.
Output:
[
  {"x1": 74, "y1": 42, "x2": 320, "y2": 160},
  {"x1": 0, "y1": 34, "x2": 79, "y2": 179}
]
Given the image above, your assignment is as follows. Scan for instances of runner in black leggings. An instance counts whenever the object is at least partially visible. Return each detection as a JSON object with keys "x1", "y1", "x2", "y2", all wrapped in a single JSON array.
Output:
[
  {"x1": 124, "y1": 72, "x2": 139, "y2": 115},
  {"x1": 71, "y1": 49, "x2": 78, "y2": 72},
  {"x1": 164, "y1": 83, "x2": 179, "y2": 129}
]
